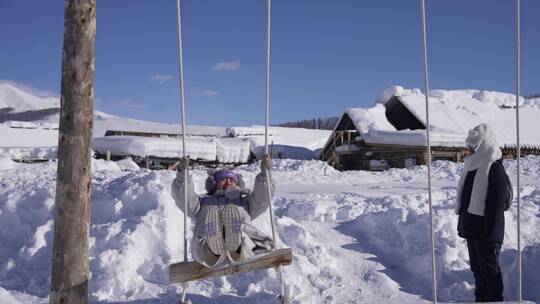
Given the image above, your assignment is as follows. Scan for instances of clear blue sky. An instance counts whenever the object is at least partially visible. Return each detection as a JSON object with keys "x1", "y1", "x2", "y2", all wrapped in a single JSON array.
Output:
[{"x1": 1, "y1": 0, "x2": 539, "y2": 126}]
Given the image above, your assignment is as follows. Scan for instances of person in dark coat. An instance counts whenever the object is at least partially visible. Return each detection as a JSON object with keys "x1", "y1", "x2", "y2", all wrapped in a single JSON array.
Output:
[{"x1": 455, "y1": 123, "x2": 511, "y2": 302}]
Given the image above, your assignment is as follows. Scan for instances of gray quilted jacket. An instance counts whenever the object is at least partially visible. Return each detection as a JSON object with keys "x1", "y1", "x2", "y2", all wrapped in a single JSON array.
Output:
[{"x1": 171, "y1": 171, "x2": 276, "y2": 261}]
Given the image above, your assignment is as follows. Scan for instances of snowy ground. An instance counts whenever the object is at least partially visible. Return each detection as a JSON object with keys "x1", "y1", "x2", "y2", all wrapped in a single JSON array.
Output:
[{"x1": 1, "y1": 156, "x2": 539, "y2": 303}]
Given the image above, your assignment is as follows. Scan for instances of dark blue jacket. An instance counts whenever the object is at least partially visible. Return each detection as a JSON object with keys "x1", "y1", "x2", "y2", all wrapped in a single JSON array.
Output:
[{"x1": 457, "y1": 159, "x2": 509, "y2": 243}]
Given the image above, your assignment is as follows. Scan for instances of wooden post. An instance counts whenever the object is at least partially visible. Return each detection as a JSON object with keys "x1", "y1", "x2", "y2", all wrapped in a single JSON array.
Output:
[
  {"x1": 106, "y1": 150, "x2": 111, "y2": 161},
  {"x1": 348, "y1": 131, "x2": 352, "y2": 152},
  {"x1": 50, "y1": 1, "x2": 95, "y2": 303},
  {"x1": 146, "y1": 155, "x2": 150, "y2": 169}
]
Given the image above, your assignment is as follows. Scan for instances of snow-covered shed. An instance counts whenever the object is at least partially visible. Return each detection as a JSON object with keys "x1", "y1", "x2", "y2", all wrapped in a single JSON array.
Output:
[
  {"x1": 92, "y1": 125, "x2": 330, "y2": 168},
  {"x1": 321, "y1": 86, "x2": 540, "y2": 171},
  {"x1": 226, "y1": 126, "x2": 331, "y2": 160},
  {"x1": 93, "y1": 116, "x2": 228, "y2": 138},
  {"x1": 92, "y1": 136, "x2": 251, "y2": 167}
]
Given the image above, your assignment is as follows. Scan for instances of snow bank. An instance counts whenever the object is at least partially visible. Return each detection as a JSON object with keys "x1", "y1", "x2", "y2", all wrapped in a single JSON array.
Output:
[
  {"x1": 92, "y1": 158, "x2": 122, "y2": 173},
  {"x1": 0, "y1": 287, "x2": 45, "y2": 304},
  {"x1": 1, "y1": 152, "x2": 539, "y2": 303},
  {"x1": 0, "y1": 158, "x2": 18, "y2": 170},
  {"x1": 0, "y1": 147, "x2": 57, "y2": 160},
  {"x1": 4, "y1": 121, "x2": 58, "y2": 130},
  {"x1": 115, "y1": 158, "x2": 140, "y2": 171},
  {"x1": 0, "y1": 124, "x2": 58, "y2": 148},
  {"x1": 0, "y1": 287, "x2": 21, "y2": 304}
]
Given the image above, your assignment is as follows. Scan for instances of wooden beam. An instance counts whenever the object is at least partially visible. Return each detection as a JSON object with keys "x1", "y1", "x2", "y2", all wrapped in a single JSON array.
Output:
[{"x1": 169, "y1": 248, "x2": 293, "y2": 284}]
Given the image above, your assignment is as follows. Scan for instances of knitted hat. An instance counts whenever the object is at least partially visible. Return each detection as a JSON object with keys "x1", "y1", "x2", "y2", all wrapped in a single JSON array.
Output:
[
  {"x1": 213, "y1": 169, "x2": 238, "y2": 183},
  {"x1": 205, "y1": 169, "x2": 245, "y2": 194}
]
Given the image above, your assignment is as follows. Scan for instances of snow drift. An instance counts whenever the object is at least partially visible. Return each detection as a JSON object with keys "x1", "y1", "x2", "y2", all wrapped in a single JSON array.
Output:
[{"x1": 1, "y1": 157, "x2": 539, "y2": 303}]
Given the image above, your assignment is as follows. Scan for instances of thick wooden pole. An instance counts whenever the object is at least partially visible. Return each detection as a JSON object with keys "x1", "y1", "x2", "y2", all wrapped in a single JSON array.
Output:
[{"x1": 50, "y1": 1, "x2": 95, "y2": 303}]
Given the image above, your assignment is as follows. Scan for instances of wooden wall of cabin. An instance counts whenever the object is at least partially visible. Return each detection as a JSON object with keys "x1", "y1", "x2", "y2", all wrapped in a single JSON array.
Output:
[
  {"x1": 330, "y1": 146, "x2": 469, "y2": 171},
  {"x1": 330, "y1": 145, "x2": 540, "y2": 171},
  {"x1": 501, "y1": 147, "x2": 540, "y2": 158}
]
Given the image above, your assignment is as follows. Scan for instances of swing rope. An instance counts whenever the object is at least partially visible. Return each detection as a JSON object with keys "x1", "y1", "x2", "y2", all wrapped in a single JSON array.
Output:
[
  {"x1": 175, "y1": 0, "x2": 190, "y2": 300},
  {"x1": 264, "y1": 0, "x2": 277, "y2": 244},
  {"x1": 419, "y1": 0, "x2": 437, "y2": 302},
  {"x1": 175, "y1": 0, "x2": 188, "y2": 265},
  {"x1": 515, "y1": 0, "x2": 522, "y2": 301},
  {"x1": 173, "y1": 0, "x2": 286, "y2": 299},
  {"x1": 263, "y1": 0, "x2": 287, "y2": 300}
]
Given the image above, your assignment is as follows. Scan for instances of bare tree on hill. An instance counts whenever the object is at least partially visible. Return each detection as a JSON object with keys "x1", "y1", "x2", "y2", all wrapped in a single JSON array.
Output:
[
  {"x1": 278, "y1": 116, "x2": 339, "y2": 130},
  {"x1": 525, "y1": 93, "x2": 540, "y2": 99}
]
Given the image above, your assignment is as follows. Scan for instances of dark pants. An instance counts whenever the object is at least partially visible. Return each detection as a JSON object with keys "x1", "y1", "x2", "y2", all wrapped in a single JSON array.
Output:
[{"x1": 467, "y1": 239, "x2": 504, "y2": 302}]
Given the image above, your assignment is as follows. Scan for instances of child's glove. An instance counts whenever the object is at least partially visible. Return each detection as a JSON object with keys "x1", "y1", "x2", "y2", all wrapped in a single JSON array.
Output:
[
  {"x1": 260, "y1": 154, "x2": 272, "y2": 175},
  {"x1": 178, "y1": 156, "x2": 190, "y2": 172}
]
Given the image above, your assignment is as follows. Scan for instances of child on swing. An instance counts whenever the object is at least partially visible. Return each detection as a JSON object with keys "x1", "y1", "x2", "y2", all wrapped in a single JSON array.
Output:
[{"x1": 172, "y1": 155, "x2": 276, "y2": 266}]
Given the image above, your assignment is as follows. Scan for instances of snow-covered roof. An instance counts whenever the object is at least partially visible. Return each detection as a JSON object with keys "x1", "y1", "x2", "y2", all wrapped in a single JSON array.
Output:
[
  {"x1": 227, "y1": 126, "x2": 331, "y2": 159},
  {"x1": 4, "y1": 121, "x2": 58, "y2": 130},
  {"x1": 229, "y1": 126, "x2": 331, "y2": 150},
  {"x1": 92, "y1": 136, "x2": 252, "y2": 163},
  {"x1": 226, "y1": 126, "x2": 280, "y2": 137},
  {"x1": 346, "y1": 86, "x2": 540, "y2": 148},
  {"x1": 215, "y1": 137, "x2": 252, "y2": 163},
  {"x1": 252, "y1": 144, "x2": 318, "y2": 160},
  {"x1": 93, "y1": 116, "x2": 228, "y2": 138},
  {"x1": 92, "y1": 126, "x2": 331, "y2": 162}
]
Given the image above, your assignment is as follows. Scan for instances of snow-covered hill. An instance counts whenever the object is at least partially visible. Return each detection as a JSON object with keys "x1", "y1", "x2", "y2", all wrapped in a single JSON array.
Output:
[
  {"x1": 0, "y1": 82, "x2": 59, "y2": 113},
  {"x1": 0, "y1": 82, "x2": 115, "y2": 124},
  {"x1": 1, "y1": 157, "x2": 539, "y2": 303}
]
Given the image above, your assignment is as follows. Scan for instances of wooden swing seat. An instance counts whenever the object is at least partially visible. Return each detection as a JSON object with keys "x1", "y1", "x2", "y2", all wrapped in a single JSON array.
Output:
[{"x1": 169, "y1": 248, "x2": 293, "y2": 284}]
